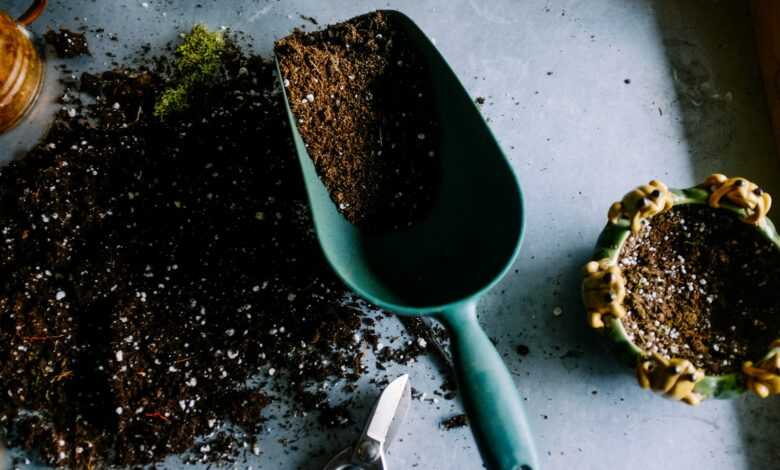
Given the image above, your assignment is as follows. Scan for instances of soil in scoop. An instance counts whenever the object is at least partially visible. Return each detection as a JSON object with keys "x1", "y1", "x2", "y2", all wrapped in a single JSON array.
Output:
[
  {"x1": 619, "y1": 204, "x2": 780, "y2": 375},
  {"x1": 0, "y1": 30, "x2": 443, "y2": 468},
  {"x1": 275, "y1": 11, "x2": 441, "y2": 232}
]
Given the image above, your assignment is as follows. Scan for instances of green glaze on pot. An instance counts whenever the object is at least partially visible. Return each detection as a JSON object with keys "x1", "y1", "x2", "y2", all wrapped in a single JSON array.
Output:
[{"x1": 587, "y1": 177, "x2": 780, "y2": 403}]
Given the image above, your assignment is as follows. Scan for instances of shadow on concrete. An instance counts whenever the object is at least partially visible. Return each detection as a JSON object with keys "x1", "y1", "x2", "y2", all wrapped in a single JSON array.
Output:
[
  {"x1": 732, "y1": 396, "x2": 780, "y2": 469},
  {"x1": 651, "y1": 0, "x2": 780, "y2": 193},
  {"x1": 651, "y1": 1, "x2": 780, "y2": 469},
  {"x1": 483, "y1": 242, "x2": 630, "y2": 387}
]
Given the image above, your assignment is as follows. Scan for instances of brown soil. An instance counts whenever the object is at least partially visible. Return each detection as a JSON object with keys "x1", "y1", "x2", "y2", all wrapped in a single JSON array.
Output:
[
  {"x1": 619, "y1": 204, "x2": 780, "y2": 375},
  {"x1": 441, "y1": 413, "x2": 468, "y2": 430},
  {"x1": 275, "y1": 11, "x2": 440, "y2": 232},
  {"x1": 44, "y1": 28, "x2": 91, "y2": 57},
  {"x1": 0, "y1": 32, "x2": 448, "y2": 468}
]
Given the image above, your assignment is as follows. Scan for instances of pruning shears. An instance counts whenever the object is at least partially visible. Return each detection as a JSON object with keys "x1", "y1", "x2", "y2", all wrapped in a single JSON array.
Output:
[{"x1": 323, "y1": 374, "x2": 412, "y2": 470}]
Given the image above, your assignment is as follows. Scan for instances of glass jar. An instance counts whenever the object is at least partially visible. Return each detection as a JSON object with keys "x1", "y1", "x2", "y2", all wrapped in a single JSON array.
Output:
[{"x1": 0, "y1": 0, "x2": 47, "y2": 134}]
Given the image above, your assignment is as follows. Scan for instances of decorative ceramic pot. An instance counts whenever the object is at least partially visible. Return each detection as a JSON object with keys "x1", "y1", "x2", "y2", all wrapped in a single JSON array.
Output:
[{"x1": 583, "y1": 174, "x2": 780, "y2": 405}]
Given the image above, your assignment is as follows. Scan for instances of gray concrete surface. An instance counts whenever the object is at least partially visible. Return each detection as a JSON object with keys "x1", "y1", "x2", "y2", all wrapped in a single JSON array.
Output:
[{"x1": 2, "y1": 0, "x2": 780, "y2": 469}]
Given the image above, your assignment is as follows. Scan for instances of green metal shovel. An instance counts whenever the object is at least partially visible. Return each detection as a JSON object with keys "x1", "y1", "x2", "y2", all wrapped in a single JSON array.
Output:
[{"x1": 275, "y1": 10, "x2": 539, "y2": 470}]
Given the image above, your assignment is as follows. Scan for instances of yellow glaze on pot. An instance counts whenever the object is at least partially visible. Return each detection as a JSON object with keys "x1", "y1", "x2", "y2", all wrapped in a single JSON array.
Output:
[
  {"x1": 582, "y1": 259, "x2": 626, "y2": 329},
  {"x1": 608, "y1": 180, "x2": 673, "y2": 234},
  {"x1": 704, "y1": 174, "x2": 771, "y2": 225},
  {"x1": 636, "y1": 353, "x2": 705, "y2": 405},
  {"x1": 743, "y1": 340, "x2": 780, "y2": 398}
]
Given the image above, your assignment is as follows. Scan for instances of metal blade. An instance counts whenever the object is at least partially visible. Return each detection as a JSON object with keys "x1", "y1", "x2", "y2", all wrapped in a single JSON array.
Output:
[
  {"x1": 363, "y1": 374, "x2": 411, "y2": 446},
  {"x1": 382, "y1": 375, "x2": 411, "y2": 449}
]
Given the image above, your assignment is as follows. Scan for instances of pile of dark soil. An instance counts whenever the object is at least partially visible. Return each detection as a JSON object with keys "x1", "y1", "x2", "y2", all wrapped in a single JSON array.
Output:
[
  {"x1": 44, "y1": 28, "x2": 91, "y2": 58},
  {"x1": 619, "y1": 204, "x2": 780, "y2": 374},
  {"x1": 0, "y1": 29, "x2": 441, "y2": 468},
  {"x1": 275, "y1": 11, "x2": 440, "y2": 231}
]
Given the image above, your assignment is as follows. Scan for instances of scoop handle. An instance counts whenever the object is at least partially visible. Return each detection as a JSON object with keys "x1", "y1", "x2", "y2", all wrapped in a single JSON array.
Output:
[{"x1": 436, "y1": 301, "x2": 539, "y2": 470}]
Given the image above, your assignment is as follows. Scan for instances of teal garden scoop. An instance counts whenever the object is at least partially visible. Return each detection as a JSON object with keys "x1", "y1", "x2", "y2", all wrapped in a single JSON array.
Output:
[{"x1": 275, "y1": 10, "x2": 539, "y2": 470}]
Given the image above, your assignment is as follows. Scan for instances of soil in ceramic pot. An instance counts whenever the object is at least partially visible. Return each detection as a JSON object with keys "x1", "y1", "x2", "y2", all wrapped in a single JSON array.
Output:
[
  {"x1": 275, "y1": 11, "x2": 440, "y2": 232},
  {"x1": 619, "y1": 204, "x2": 780, "y2": 375}
]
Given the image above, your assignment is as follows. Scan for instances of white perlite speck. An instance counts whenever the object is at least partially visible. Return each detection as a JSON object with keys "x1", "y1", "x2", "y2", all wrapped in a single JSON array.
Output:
[
  {"x1": 55, "y1": 290, "x2": 67, "y2": 301},
  {"x1": 305, "y1": 93, "x2": 315, "y2": 102},
  {"x1": 115, "y1": 407, "x2": 123, "y2": 415},
  {"x1": 187, "y1": 377, "x2": 198, "y2": 387},
  {"x1": 116, "y1": 351, "x2": 124, "y2": 362}
]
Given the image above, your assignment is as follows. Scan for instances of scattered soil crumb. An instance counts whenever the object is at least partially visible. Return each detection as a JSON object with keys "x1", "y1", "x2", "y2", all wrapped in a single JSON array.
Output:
[
  {"x1": 441, "y1": 414, "x2": 468, "y2": 430},
  {"x1": 299, "y1": 14, "x2": 319, "y2": 25},
  {"x1": 44, "y1": 28, "x2": 91, "y2": 57}
]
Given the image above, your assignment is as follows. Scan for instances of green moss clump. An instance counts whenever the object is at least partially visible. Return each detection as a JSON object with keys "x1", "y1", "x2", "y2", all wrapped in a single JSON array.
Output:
[
  {"x1": 154, "y1": 84, "x2": 188, "y2": 120},
  {"x1": 174, "y1": 24, "x2": 225, "y2": 78},
  {"x1": 154, "y1": 24, "x2": 226, "y2": 119}
]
